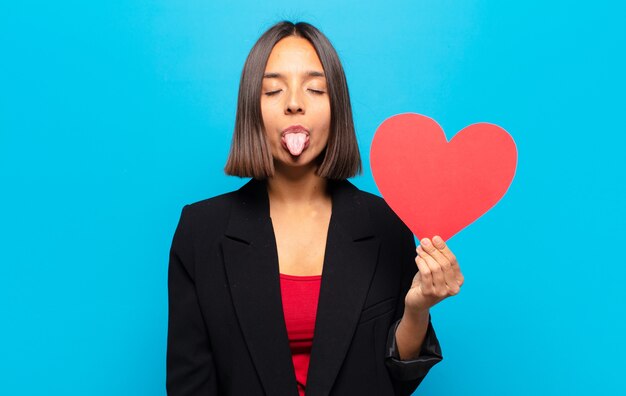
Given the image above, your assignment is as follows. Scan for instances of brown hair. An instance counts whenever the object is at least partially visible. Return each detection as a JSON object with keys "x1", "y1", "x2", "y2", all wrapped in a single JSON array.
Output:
[{"x1": 224, "y1": 21, "x2": 362, "y2": 180}]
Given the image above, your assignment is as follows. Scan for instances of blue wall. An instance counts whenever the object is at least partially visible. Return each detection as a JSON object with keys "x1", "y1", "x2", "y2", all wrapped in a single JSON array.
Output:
[{"x1": 1, "y1": 1, "x2": 624, "y2": 394}]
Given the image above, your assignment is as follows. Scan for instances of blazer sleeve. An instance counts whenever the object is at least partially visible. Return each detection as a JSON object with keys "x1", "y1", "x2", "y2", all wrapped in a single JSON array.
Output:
[
  {"x1": 166, "y1": 205, "x2": 219, "y2": 395},
  {"x1": 384, "y1": 224, "x2": 443, "y2": 394}
]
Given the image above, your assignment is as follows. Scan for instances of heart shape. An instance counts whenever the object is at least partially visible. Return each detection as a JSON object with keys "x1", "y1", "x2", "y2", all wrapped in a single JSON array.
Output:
[{"x1": 370, "y1": 113, "x2": 517, "y2": 241}]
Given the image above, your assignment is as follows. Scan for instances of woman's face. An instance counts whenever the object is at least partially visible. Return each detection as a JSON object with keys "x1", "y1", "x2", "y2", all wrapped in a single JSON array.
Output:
[{"x1": 260, "y1": 36, "x2": 331, "y2": 169}]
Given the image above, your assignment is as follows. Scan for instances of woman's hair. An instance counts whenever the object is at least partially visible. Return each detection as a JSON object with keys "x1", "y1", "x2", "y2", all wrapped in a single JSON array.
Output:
[{"x1": 224, "y1": 21, "x2": 362, "y2": 180}]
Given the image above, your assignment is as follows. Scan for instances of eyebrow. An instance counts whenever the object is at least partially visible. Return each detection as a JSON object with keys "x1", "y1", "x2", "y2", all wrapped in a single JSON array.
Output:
[{"x1": 263, "y1": 71, "x2": 325, "y2": 79}]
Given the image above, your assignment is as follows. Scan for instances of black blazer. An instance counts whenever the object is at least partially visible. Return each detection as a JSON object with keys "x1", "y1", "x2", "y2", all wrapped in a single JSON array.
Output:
[{"x1": 167, "y1": 178, "x2": 443, "y2": 396}]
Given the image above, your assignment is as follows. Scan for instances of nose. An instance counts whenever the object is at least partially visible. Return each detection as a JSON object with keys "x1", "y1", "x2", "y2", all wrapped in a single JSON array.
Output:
[{"x1": 284, "y1": 88, "x2": 304, "y2": 115}]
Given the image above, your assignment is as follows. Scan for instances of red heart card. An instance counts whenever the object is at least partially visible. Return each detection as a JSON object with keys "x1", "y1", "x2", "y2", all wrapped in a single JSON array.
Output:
[{"x1": 370, "y1": 113, "x2": 517, "y2": 241}]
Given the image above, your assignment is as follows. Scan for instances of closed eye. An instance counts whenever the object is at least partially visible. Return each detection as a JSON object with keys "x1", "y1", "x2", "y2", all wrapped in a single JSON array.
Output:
[{"x1": 264, "y1": 89, "x2": 325, "y2": 96}]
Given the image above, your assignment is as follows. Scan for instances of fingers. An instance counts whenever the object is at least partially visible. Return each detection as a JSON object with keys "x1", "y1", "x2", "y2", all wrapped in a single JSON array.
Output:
[
  {"x1": 419, "y1": 237, "x2": 461, "y2": 296},
  {"x1": 414, "y1": 253, "x2": 433, "y2": 295},
  {"x1": 417, "y1": 245, "x2": 448, "y2": 298},
  {"x1": 431, "y1": 236, "x2": 458, "y2": 269},
  {"x1": 431, "y1": 236, "x2": 464, "y2": 287}
]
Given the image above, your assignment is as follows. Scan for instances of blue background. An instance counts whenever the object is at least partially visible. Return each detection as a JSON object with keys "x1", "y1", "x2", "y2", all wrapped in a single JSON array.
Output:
[{"x1": 1, "y1": 1, "x2": 624, "y2": 394}]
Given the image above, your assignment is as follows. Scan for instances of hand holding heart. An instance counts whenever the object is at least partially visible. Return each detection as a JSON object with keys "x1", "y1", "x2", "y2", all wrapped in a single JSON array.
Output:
[
  {"x1": 369, "y1": 113, "x2": 514, "y2": 341},
  {"x1": 404, "y1": 235, "x2": 464, "y2": 313}
]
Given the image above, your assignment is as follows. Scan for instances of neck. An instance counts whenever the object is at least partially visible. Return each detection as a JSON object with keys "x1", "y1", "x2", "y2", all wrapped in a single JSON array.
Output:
[{"x1": 266, "y1": 161, "x2": 330, "y2": 206}]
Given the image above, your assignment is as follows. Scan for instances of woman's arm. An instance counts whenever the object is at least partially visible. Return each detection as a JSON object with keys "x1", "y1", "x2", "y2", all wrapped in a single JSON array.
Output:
[
  {"x1": 166, "y1": 205, "x2": 219, "y2": 395},
  {"x1": 395, "y1": 233, "x2": 463, "y2": 359},
  {"x1": 384, "y1": 225, "x2": 444, "y2": 395},
  {"x1": 395, "y1": 307, "x2": 430, "y2": 360}
]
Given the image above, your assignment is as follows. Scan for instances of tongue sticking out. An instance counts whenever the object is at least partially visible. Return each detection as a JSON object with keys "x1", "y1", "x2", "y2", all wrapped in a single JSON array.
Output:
[{"x1": 282, "y1": 132, "x2": 309, "y2": 156}]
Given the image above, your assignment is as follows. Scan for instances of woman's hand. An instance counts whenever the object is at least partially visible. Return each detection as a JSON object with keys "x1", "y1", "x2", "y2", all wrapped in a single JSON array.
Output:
[
  {"x1": 404, "y1": 235, "x2": 464, "y2": 315},
  {"x1": 394, "y1": 235, "x2": 463, "y2": 360}
]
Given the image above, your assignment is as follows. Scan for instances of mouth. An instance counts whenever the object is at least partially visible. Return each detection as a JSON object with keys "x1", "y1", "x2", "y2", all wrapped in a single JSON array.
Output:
[
  {"x1": 281, "y1": 125, "x2": 310, "y2": 156},
  {"x1": 281, "y1": 125, "x2": 310, "y2": 136}
]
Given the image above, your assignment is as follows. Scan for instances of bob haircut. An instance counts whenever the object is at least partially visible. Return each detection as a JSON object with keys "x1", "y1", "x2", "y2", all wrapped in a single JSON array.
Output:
[{"x1": 224, "y1": 21, "x2": 362, "y2": 180}]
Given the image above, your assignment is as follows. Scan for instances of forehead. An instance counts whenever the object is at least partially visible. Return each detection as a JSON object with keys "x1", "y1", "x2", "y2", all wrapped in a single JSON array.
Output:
[{"x1": 264, "y1": 36, "x2": 324, "y2": 72}]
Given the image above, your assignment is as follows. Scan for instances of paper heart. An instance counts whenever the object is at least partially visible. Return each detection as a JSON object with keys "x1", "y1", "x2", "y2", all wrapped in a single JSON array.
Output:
[{"x1": 370, "y1": 113, "x2": 517, "y2": 241}]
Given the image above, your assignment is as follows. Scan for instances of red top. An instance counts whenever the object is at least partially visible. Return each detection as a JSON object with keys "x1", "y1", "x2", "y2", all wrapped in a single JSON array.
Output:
[{"x1": 279, "y1": 272, "x2": 322, "y2": 396}]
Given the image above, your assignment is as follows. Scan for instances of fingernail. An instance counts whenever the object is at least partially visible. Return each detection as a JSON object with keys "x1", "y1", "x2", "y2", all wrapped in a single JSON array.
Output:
[
  {"x1": 421, "y1": 238, "x2": 431, "y2": 247},
  {"x1": 433, "y1": 235, "x2": 443, "y2": 245}
]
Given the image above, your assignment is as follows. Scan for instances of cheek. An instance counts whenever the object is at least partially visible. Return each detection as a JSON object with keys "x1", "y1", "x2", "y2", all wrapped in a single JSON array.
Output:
[
  {"x1": 312, "y1": 100, "x2": 331, "y2": 123},
  {"x1": 260, "y1": 105, "x2": 276, "y2": 135},
  {"x1": 315, "y1": 105, "x2": 331, "y2": 145},
  {"x1": 321, "y1": 107, "x2": 331, "y2": 134}
]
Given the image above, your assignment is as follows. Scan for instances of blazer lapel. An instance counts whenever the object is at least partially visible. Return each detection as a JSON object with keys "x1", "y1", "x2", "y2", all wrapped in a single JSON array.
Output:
[
  {"x1": 305, "y1": 180, "x2": 380, "y2": 396},
  {"x1": 221, "y1": 178, "x2": 380, "y2": 396},
  {"x1": 221, "y1": 178, "x2": 298, "y2": 396}
]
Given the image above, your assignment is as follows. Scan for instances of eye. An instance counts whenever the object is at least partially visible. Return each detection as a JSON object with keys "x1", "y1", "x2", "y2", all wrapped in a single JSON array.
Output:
[
  {"x1": 308, "y1": 89, "x2": 326, "y2": 95},
  {"x1": 264, "y1": 90, "x2": 282, "y2": 96}
]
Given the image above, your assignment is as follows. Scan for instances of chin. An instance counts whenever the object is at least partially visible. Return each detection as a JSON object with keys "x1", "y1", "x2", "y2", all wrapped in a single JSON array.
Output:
[{"x1": 274, "y1": 153, "x2": 317, "y2": 168}]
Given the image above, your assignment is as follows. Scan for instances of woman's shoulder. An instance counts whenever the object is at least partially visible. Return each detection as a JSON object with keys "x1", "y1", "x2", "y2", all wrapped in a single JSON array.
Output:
[
  {"x1": 185, "y1": 189, "x2": 238, "y2": 212},
  {"x1": 176, "y1": 187, "x2": 241, "y2": 231}
]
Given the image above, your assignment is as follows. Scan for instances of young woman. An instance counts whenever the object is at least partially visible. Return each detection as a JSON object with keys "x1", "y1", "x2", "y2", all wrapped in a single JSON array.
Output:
[{"x1": 167, "y1": 21, "x2": 464, "y2": 396}]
